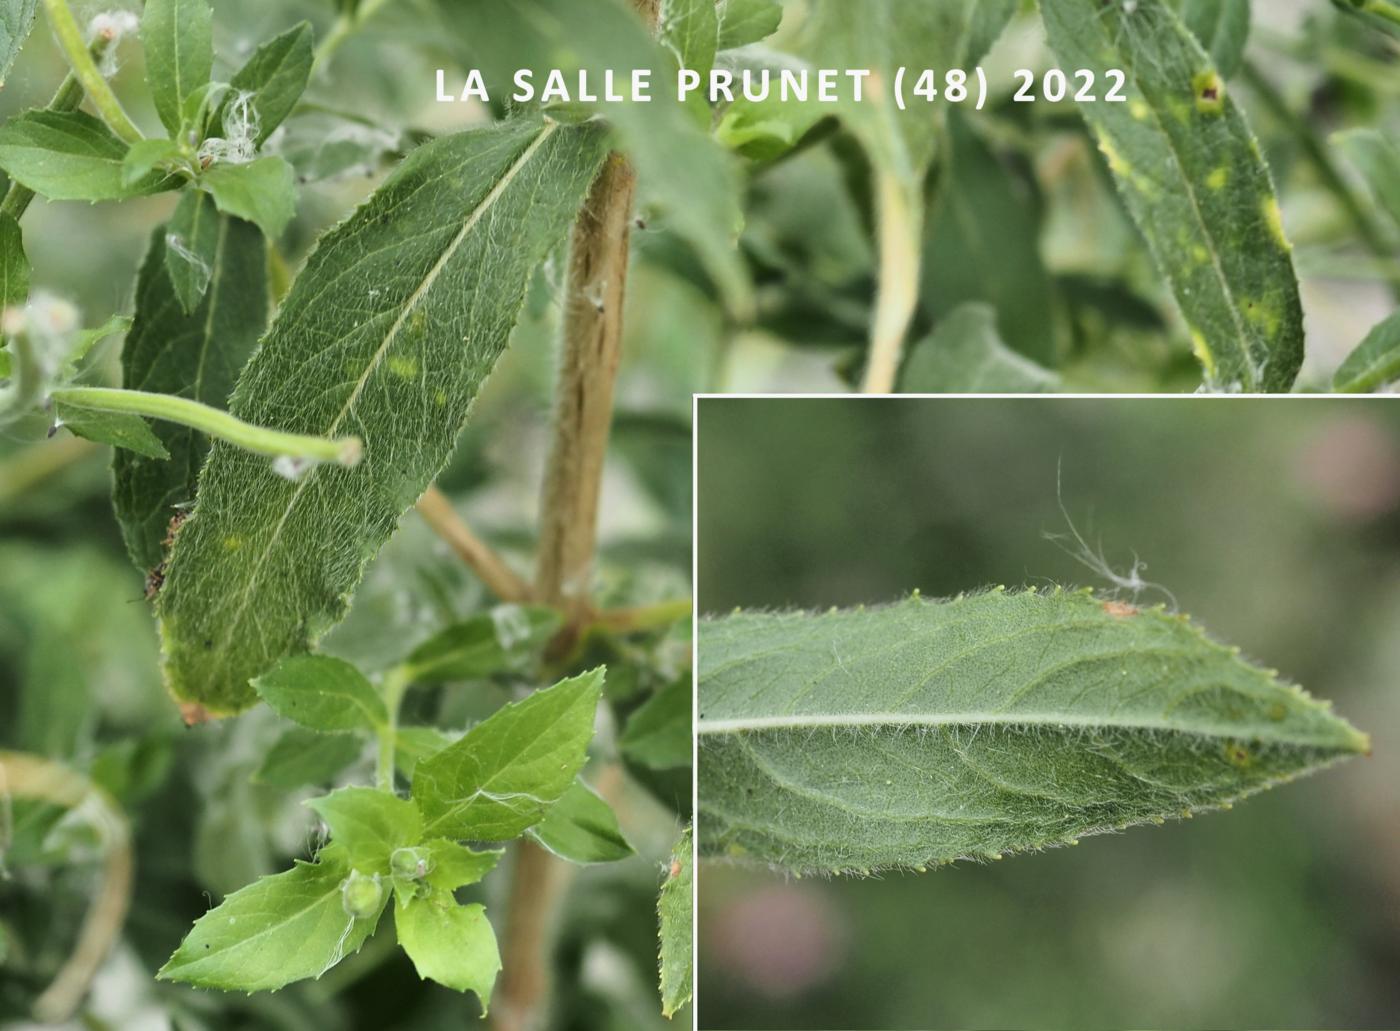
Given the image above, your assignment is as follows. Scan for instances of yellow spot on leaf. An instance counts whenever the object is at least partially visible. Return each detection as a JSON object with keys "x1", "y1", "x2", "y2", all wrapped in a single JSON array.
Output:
[
  {"x1": 1206, "y1": 167, "x2": 1228, "y2": 191},
  {"x1": 1263, "y1": 197, "x2": 1291, "y2": 251},
  {"x1": 1190, "y1": 328, "x2": 1217, "y2": 379},
  {"x1": 388, "y1": 355, "x2": 418, "y2": 379}
]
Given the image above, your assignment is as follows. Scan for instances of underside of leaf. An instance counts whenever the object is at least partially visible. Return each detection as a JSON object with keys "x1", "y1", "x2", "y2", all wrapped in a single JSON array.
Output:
[{"x1": 698, "y1": 588, "x2": 1368, "y2": 875}]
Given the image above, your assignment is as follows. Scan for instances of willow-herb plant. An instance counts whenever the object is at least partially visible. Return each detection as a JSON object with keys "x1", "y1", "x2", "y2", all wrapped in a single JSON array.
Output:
[
  {"x1": 697, "y1": 587, "x2": 1370, "y2": 874},
  {"x1": 0, "y1": 0, "x2": 694, "y2": 1025}
]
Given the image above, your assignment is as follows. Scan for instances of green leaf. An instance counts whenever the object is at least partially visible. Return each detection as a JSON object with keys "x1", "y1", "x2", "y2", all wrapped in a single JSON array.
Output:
[
  {"x1": 221, "y1": 22, "x2": 315, "y2": 146},
  {"x1": 395, "y1": 726, "x2": 456, "y2": 779},
  {"x1": 156, "y1": 117, "x2": 606, "y2": 714},
  {"x1": 458, "y1": 0, "x2": 750, "y2": 313},
  {"x1": 163, "y1": 189, "x2": 220, "y2": 312},
  {"x1": 697, "y1": 589, "x2": 1370, "y2": 875},
  {"x1": 658, "y1": 825, "x2": 692, "y2": 1018},
  {"x1": 121, "y1": 137, "x2": 183, "y2": 188},
  {"x1": 922, "y1": 114, "x2": 1056, "y2": 366},
  {"x1": 1333, "y1": 309, "x2": 1400, "y2": 393},
  {"x1": 527, "y1": 778, "x2": 634, "y2": 863},
  {"x1": 0, "y1": 111, "x2": 175, "y2": 201},
  {"x1": 395, "y1": 893, "x2": 500, "y2": 1007},
  {"x1": 402, "y1": 605, "x2": 562, "y2": 683},
  {"x1": 112, "y1": 217, "x2": 267, "y2": 572},
  {"x1": 253, "y1": 654, "x2": 388, "y2": 732},
  {"x1": 620, "y1": 674, "x2": 691, "y2": 770},
  {"x1": 419, "y1": 838, "x2": 501, "y2": 892},
  {"x1": 717, "y1": 0, "x2": 782, "y2": 50},
  {"x1": 0, "y1": 211, "x2": 29, "y2": 307},
  {"x1": 158, "y1": 852, "x2": 384, "y2": 991},
  {"x1": 1040, "y1": 0, "x2": 1303, "y2": 392},
  {"x1": 901, "y1": 304, "x2": 1059, "y2": 393},
  {"x1": 253, "y1": 727, "x2": 364, "y2": 788},
  {"x1": 1334, "y1": 128, "x2": 1400, "y2": 233},
  {"x1": 62, "y1": 313, "x2": 131, "y2": 378},
  {"x1": 141, "y1": 0, "x2": 214, "y2": 136},
  {"x1": 306, "y1": 787, "x2": 421, "y2": 872},
  {"x1": 1180, "y1": 0, "x2": 1251, "y2": 78},
  {"x1": 53, "y1": 400, "x2": 170, "y2": 458},
  {"x1": 200, "y1": 156, "x2": 297, "y2": 239},
  {"x1": 0, "y1": 0, "x2": 38, "y2": 85},
  {"x1": 661, "y1": 0, "x2": 719, "y2": 80},
  {"x1": 412, "y1": 669, "x2": 605, "y2": 840}
]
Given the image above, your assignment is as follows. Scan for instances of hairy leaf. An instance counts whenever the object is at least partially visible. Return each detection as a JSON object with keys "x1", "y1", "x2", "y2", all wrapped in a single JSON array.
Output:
[
  {"x1": 1180, "y1": 0, "x2": 1251, "y2": 78},
  {"x1": 156, "y1": 117, "x2": 606, "y2": 713},
  {"x1": 307, "y1": 787, "x2": 421, "y2": 872},
  {"x1": 396, "y1": 893, "x2": 500, "y2": 1005},
  {"x1": 200, "y1": 156, "x2": 297, "y2": 239},
  {"x1": 158, "y1": 852, "x2": 383, "y2": 990},
  {"x1": 164, "y1": 189, "x2": 220, "y2": 313},
  {"x1": 0, "y1": 111, "x2": 175, "y2": 201},
  {"x1": 527, "y1": 778, "x2": 634, "y2": 863},
  {"x1": 221, "y1": 22, "x2": 315, "y2": 146},
  {"x1": 412, "y1": 669, "x2": 604, "y2": 840},
  {"x1": 252, "y1": 728, "x2": 363, "y2": 788},
  {"x1": 253, "y1": 654, "x2": 388, "y2": 732},
  {"x1": 1334, "y1": 309, "x2": 1400, "y2": 393},
  {"x1": 402, "y1": 605, "x2": 561, "y2": 683},
  {"x1": 1040, "y1": 0, "x2": 1303, "y2": 392},
  {"x1": 53, "y1": 400, "x2": 169, "y2": 458},
  {"x1": 141, "y1": 0, "x2": 213, "y2": 136},
  {"x1": 0, "y1": 0, "x2": 37, "y2": 85},
  {"x1": 901, "y1": 304, "x2": 1059, "y2": 393},
  {"x1": 658, "y1": 824, "x2": 692, "y2": 1018},
  {"x1": 697, "y1": 589, "x2": 1369, "y2": 874},
  {"x1": 456, "y1": 0, "x2": 749, "y2": 312},
  {"x1": 112, "y1": 217, "x2": 266, "y2": 572}
]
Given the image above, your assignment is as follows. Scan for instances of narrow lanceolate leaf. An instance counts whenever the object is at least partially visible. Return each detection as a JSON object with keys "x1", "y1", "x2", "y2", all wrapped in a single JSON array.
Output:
[
  {"x1": 0, "y1": 0, "x2": 38, "y2": 86},
  {"x1": 1040, "y1": 0, "x2": 1303, "y2": 392},
  {"x1": 412, "y1": 669, "x2": 604, "y2": 841},
  {"x1": 1333, "y1": 310, "x2": 1400, "y2": 393},
  {"x1": 253, "y1": 654, "x2": 388, "y2": 732},
  {"x1": 221, "y1": 22, "x2": 315, "y2": 146},
  {"x1": 53, "y1": 400, "x2": 169, "y2": 458},
  {"x1": 697, "y1": 589, "x2": 1369, "y2": 875},
  {"x1": 141, "y1": 0, "x2": 214, "y2": 136},
  {"x1": 0, "y1": 211, "x2": 29, "y2": 307},
  {"x1": 658, "y1": 825, "x2": 692, "y2": 1018},
  {"x1": 396, "y1": 894, "x2": 500, "y2": 1006},
  {"x1": 112, "y1": 217, "x2": 266, "y2": 573},
  {"x1": 527, "y1": 778, "x2": 635, "y2": 863},
  {"x1": 158, "y1": 853, "x2": 383, "y2": 991},
  {"x1": 156, "y1": 118, "x2": 606, "y2": 713},
  {"x1": 164, "y1": 190, "x2": 221, "y2": 313},
  {"x1": 1334, "y1": 128, "x2": 1400, "y2": 233},
  {"x1": 0, "y1": 111, "x2": 175, "y2": 201}
]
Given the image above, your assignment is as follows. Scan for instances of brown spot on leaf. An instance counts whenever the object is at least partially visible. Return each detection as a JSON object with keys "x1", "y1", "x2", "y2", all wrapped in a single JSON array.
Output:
[{"x1": 1102, "y1": 600, "x2": 1139, "y2": 618}]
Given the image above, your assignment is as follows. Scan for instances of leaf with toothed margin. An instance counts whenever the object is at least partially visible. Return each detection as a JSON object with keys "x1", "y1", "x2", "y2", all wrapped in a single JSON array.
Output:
[
  {"x1": 658, "y1": 824, "x2": 692, "y2": 1018},
  {"x1": 697, "y1": 588, "x2": 1369, "y2": 876},
  {"x1": 154, "y1": 116, "x2": 607, "y2": 715},
  {"x1": 1040, "y1": 0, "x2": 1302, "y2": 392}
]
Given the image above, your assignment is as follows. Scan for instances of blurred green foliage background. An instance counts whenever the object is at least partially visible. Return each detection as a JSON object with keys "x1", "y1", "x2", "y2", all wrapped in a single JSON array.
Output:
[{"x1": 697, "y1": 397, "x2": 1400, "y2": 1029}]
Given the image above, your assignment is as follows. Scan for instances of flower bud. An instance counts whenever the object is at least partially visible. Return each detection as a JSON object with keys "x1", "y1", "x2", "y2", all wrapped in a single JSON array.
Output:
[
  {"x1": 390, "y1": 846, "x2": 432, "y2": 881},
  {"x1": 340, "y1": 870, "x2": 385, "y2": 919}
]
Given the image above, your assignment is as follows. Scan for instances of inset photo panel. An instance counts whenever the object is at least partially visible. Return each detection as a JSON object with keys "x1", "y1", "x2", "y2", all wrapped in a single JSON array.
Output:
[{"x1": 695, "y1": 396, "x2": 1399, "y2": 1030}]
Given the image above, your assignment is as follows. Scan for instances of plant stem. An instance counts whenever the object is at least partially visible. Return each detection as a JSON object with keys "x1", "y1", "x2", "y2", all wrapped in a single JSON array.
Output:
[
  {"x1": 861, "y1": 169, "x2": 921, "y2": 394},
  {"x1": 0, "y1": 36, "x2": 113, "y2": 221},
  {"x1": 416, "y1": 486, "x2": 531, "y2": 603},
  {"x1": 40, "y1": 0, "x2": 143, "y2": 144},
  {"x1": 49, "y1": 387, "x2": 362, "y2": 466},
  {"x1": 498, "y1": 8, "x2": 658, "y2": 1030},
  {"x1": 375, "y1": 667, "x2": 410, "y2": 791},
  {"x1": 590, "y1": 596, "x2": 693, "y2": 635},
  {"x1": 1346, "y1": 0, "x2": 1400, "y2": 27},
  {"x1": 1242, "y1": 61, "x2": 1400, "y2": 302},
  {"x1": 313, "y1": 0, "x2": 396, "y2": 72},
  {"x1": 0, "y1": 751, "x2": 132, "y2": 1025}
]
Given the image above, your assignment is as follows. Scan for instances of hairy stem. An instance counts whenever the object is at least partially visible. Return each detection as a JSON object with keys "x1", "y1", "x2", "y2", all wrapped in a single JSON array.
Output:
[
  {"x1": 375, "y1": 668, "x2": 410, "y2": 791},
  {"x1": 416, "y1": 486, "x2": 531, "y2": 603},
  {"x1": 40, "y1": 0, "x2": 143, "y2": 144},
  {"x1": 0, "y1": 751, "x2": 132, "y2": 1024},
  {"x1": 313, "y1": 0, "x2": 395, "y2": 72},
  {"x1": 0, "y1": 36, "x2": 113, "y2": 221},
  {"x1": 861, "y1": 170, "x2": 921, "y2": 394},
  {"x1": 50, "y1": 387, "x2": 362, "y2": 466}
]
